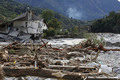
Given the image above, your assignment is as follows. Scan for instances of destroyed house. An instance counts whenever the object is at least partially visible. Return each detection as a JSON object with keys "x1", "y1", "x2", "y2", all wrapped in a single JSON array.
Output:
[
  {"x1": 0, "y1": 22, "x2": 12, "y2": 34},
  {"x1": 0, "y1": 11, "x2": 47, "y2": 37},
  {"x1": 12, "y1": 11, "x2": 47, "y2": 37}
]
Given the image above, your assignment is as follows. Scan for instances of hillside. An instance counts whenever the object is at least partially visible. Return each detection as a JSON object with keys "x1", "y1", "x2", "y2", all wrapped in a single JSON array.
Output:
[
  {"x1": 16, "y1": 0, "x2": 120, "y2": 20},
  {"x1": 0, "y1": 0, "x2": 43, "y2": 22},
  {"x1": 0, "y1": 0, "x2": 88, "y2": 28},
  {"x1": 91, "y1": 11, "x2": 120, "y2": 33}
]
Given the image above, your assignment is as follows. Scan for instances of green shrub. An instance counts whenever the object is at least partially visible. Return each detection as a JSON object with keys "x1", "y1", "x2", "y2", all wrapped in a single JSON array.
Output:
[
  {"x1": 43, "y1": 27, "x2": 56, "y2": 37},
  {"x1": 84, "y1": 33, "x2": 105, "y2": 46}
]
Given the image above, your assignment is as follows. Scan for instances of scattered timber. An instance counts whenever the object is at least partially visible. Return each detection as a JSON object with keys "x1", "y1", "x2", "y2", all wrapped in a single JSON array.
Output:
[
  {"x1": 0, "y1": 39, "x2": 120, "y2": 80},
  {"x1": 3, "y1": 67, "x2": 118, "y2": 80}
]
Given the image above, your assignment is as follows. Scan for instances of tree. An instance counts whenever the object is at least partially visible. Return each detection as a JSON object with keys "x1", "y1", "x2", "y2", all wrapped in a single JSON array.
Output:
[
  {"x1": 48, "y1": 18, "x2": 62, "y2": 29},
  {"x1": 91, "y1": 11, "x2": 119, "y2": 33},
  {"x1": 73, "y1": 26, "x2": 79, "y2": 34},
  {"x1": 0, "y1": 14, "x2": 5, "y2": 22},
  {"x1": 43, "y1": 27, "x2": 56, "y2": 37},
  {"x1": 42, "y1": 10, "x2": 54, "y2": 23},
  {"x1": 109, "y1": 11, "x2": 116, "y2": 18}
]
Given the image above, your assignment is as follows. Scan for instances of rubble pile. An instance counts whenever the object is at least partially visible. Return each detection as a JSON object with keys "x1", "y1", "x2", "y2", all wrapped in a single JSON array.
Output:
[
  {"x1": 0, "y1": 39, "x2": 120, "y2": 80},
  {"x1": 0, "y1": 32, "x2": 31, "y2": 43}
]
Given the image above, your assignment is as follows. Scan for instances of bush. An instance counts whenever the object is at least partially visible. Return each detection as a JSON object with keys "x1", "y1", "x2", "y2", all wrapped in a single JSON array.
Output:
[
  {"x1": 84, "y1": 33, "x2": 105, "y2": 46},
  {"x1": 43, "y1": 27, "x2": 56, "y2": 37}
]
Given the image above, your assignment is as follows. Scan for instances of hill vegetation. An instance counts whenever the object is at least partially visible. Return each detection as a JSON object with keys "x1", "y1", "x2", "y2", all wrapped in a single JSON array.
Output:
[
  {"x1": 91, "y1": 11, "x2": 120, "y2": 33},
  {"x1": 0, "y1": 0, "x2": 90, "y2": 37},
  {"x1": 0, "y1": 0, "x2": 87, "y2": 27},
  {"x1": 0, "y1": 0, "x2": 42, "y2": 22}
]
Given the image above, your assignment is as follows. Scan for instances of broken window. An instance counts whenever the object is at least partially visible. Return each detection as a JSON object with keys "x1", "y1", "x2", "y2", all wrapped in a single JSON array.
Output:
[{"x1": 25, "y1": 22, "x2": 28, "y2": 27}]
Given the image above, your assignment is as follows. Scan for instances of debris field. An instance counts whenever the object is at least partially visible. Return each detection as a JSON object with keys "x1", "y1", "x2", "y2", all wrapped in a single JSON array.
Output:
[{"x1": 0, "y1": 39, "x2": 120, "y2": 80}]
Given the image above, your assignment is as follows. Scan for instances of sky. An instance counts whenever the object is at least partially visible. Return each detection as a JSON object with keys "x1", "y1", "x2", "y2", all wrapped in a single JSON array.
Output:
[{"x1": 118, "y1": 0, "x2": 120, "y2": 2}]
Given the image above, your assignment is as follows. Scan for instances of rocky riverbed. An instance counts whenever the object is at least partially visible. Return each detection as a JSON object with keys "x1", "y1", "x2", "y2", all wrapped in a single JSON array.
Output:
[{"x1": 0, "y1": 33, "x2": 120, "y2": 80}]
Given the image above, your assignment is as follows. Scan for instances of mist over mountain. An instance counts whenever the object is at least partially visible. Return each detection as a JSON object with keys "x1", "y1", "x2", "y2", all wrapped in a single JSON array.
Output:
[{"x1": 15, "y1": 0, "x2": 120, "y2": 20}]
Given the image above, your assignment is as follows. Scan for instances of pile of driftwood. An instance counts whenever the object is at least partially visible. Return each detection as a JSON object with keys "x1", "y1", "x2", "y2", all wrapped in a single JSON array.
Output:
[{"x1": 0, "y1": 40, "x2": 119, "y2": 80}]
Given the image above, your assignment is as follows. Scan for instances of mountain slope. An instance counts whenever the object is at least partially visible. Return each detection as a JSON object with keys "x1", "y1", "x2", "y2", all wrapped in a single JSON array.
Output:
[
  {"x1": 0, "y1": 0, "x2": 42, "y2": 21},
  {"x1": 91, "y1": 11, "x2": 120, "y2": 33},
  {"x1": 16, "y1": 0, "x2": 120, "y2": 20},
  {"x1": 0, "y1": 0, "x2": 87, "y2": 28}
]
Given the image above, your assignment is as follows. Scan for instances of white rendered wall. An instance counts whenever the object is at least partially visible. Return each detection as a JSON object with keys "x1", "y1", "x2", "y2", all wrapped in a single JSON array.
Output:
[
  {"x1": 13, "y1": 20, "x2": 47, "y2": 34},
  {"x1": 27, "y1": 21, "x2": 38, "y2": 34},
  {"x1": 13, "y1": 21, "x2": 27, "y2": 33}
]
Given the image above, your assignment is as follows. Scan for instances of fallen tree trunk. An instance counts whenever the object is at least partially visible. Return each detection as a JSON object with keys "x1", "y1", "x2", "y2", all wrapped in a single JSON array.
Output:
[
  {"x1": 49, "y1": 65, "x2": 97, "y2": 73},
  {"x1": 49, "y1": 65, "x2": 96, "y2": 70},
  {"x1": 88, "y1": 44, "x2": 120, "y2": 52},
  {"x1": 49, "y1": 65, "x2": 96, "y2": 69},
  {"x1": 3, "y1": 67, "x2": 118, "y2": 80},
  {"x1": 3, "y1": 67, "x2": 82, "y2": 80}
]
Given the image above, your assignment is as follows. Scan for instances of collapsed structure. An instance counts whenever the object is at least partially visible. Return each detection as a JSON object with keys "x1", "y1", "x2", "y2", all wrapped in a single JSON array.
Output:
[
  {"x1": 0, "y1": 11, "x2": 47, "y2": 42},
  {"x1": 12, "y1": 10, "x2": 47, "y2": 37}
]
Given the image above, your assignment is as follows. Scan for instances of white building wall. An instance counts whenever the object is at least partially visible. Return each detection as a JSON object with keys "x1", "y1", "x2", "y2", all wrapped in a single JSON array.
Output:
[
  {"x1": 27, "y1": 21, "x2": 38, "y2": 34},
  {"x1": 13, "y1": 20, "x2": 47, "y2": 34},
  {"x1": 38, "y1": 20, "x2": 47, "y2": 33},
  {"x1": 13, "y1": 21, "x2": 27, "y2": 33},
  {"x1": 13, "y1": 21, "x2": 25, "y2": 27}
]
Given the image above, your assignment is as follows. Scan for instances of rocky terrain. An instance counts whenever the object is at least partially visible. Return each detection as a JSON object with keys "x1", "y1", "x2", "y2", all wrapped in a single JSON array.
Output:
[{"x1": 0, "y1": 33, "x2": 120, "y2": 80}]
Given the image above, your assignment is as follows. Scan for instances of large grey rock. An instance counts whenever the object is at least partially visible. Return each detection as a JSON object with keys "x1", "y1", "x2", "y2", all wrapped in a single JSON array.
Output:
[
  {"x1": 99, "y1": 65, "x2": 112, "y2": 74},
  {"x1": 115, "y1": 74, "x2": 120, "y2": 79},
  {"x1": 113, "y1": 68, "x2": 120, "y2": 74}
]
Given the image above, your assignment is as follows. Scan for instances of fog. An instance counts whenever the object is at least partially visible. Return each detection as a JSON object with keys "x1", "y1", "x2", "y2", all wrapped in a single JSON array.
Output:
[{"x1": 67, "y1": 7, "x2": 84, "y2": 19}]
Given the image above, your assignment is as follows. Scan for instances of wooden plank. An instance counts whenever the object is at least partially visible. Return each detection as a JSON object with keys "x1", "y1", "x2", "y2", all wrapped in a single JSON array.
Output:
[
  {"x1": 3, "y1": 68, "x2": 81, "y2": 80},
  {"x1": 49, "y1": 65, "x2": 96, "y2": 69}
]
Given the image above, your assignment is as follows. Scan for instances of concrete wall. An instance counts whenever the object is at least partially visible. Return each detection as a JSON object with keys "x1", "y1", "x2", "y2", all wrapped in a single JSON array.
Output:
[
  {"x1": 38, "y1": 20, "x2": 47, "y2": 33},
  {"x1": 13, "y1": 20, "x2": 47, "y2": 34},
  {"x1": 13, "y1": 21, "x2": 27, "y2": 33}
]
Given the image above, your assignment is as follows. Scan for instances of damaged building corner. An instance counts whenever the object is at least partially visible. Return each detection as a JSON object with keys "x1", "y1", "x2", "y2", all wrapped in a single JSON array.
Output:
[{"x1": 0, "y1": 10, "x2": 48, "y2": 42}]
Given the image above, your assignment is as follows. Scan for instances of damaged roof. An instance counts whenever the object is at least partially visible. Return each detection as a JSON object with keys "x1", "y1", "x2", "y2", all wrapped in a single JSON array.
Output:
[
  {"x1": 12, "y1": 13, "x2": 27, "y2": 21},
  {"x1": 12, "y1": 11, "x2": 42, "y2": 21}
]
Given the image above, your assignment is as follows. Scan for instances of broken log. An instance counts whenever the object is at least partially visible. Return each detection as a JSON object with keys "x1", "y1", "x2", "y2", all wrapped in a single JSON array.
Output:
[
  {"x1": 88, "y1": 44, "x2": 120, "y2": 52},
  {"x1": 40, "y1": 40, "x2": 48, "y2": 48},
  {"x1": 52, "y1": 48, "x2": 64, "y2": 51},
  {"x1": 48, "y1": 65, "x2": 96, "y2": 69},
  {"x1": 48, "y1": 65, "x2": 97, "y2": 73},
  {"x1": 3, "y1": 67, "x2": 82, "y2": 79},
  {"x1": 3, "y1": 67, "x2": 118, "y2": 80}
]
